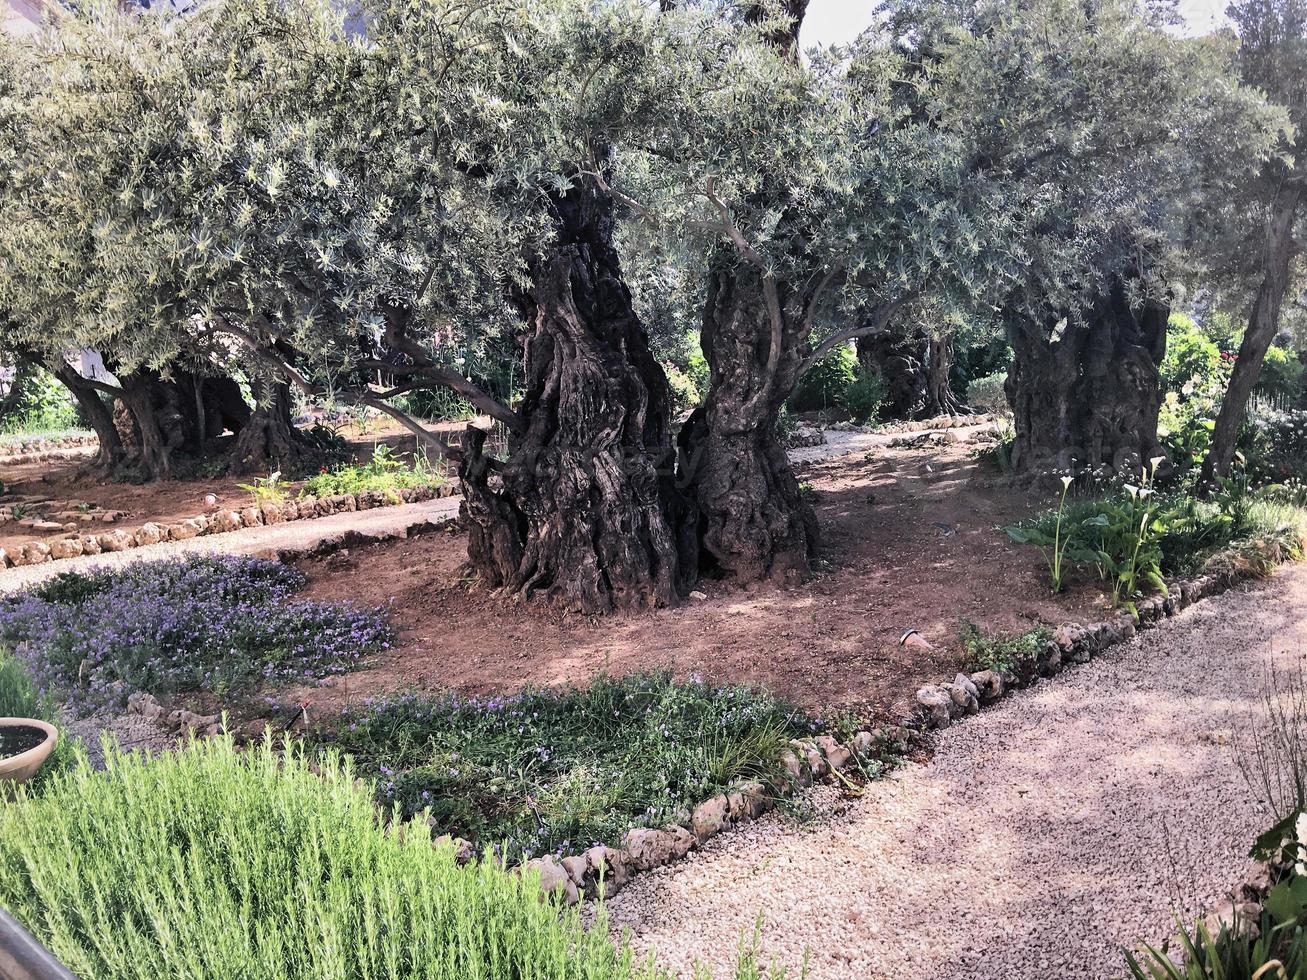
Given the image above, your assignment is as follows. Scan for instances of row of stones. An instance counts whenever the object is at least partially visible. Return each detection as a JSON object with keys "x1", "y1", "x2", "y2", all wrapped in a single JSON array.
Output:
[
  {"x1": 505, "y1": 732, "x2": 880, "y2": 906},
  {"x1": 0, "y1": 446, "x2": 96, "y2": 468},
  {"x1": 0, "y1": 433, "x2": 98, "y2": 455},
  {"x1": 0, "y1": 482, "x2": 459, "y2": 569},
  {"x1": 915, "y1": 565, "x2": 1265, "y2": 730},
  {"x1": 826, "y1": 412, "x2": 1006, "y2": 434}
]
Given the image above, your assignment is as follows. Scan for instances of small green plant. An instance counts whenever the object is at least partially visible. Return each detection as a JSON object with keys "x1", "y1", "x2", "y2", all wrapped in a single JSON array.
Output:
[
  {"x1": 322, "y1": 672, "x2": 817, "y2": 862},
  {"x1": 958, "y1": 621, "x2": 1052, "y2": 673},
  {"x1": 1105, "y1": 466, "x2": 1169, "y2": 612},
  {"x1": 965, "y1": 370, "x2": 1009, "y2": 415},
  {"x1": 1212, "y1": 465, "x2": 1256, "y2": 535},
  {"x1": 1004, "y1": 475, "x2": 1083, "y2": 592},
  {"x1": 236, "y1": 470, "x2": 287, "y2": 507},
  {"x1": 839, "y1": 372, "x2": 884, "y2": 424},
  {"x1": 790, "y1": 345, "x2": 857, "y2": 413},
  {"x1": 303, "y1": 443, "x2": 446, "y2": 500}
]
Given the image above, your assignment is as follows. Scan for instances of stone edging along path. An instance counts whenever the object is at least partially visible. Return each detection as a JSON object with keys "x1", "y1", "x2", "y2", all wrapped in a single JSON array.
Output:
[
  {"x1": 519, "y1": 534, "x2": 1301, "y2": 908},
  {"x1": 0, "y1": 482, "x2": 460, "y2": 570}
]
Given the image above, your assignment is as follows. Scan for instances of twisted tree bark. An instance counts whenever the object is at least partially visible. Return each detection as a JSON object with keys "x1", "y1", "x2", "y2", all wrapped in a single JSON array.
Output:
[
  {"x1": 459, "y1": 169, "x2": 695, "y2": 614},
  {"x1": 51, "y1": 362, "x2": 125, "y2": 471},
  {"x1": 678, "y1": 263, "x2": 818, "y2": 586},
  {"x1": 228, "y1": 379, "x2": 315, "y2": 475},
  {"x1": 1005, "y1": 274, "x2": 1169, "y2": 480},
  {"x1": 858, "y1": 330, "x2": 969, "y2": 420}
]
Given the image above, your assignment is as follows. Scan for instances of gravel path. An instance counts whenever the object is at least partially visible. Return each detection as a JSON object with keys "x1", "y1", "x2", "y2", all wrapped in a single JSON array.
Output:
[
  {"x1": 605, "y1": 569, "x2": 1300, "y2": 979},
  {"x1": 0, "y1": 497, "x2": 461, "y2": 593}
]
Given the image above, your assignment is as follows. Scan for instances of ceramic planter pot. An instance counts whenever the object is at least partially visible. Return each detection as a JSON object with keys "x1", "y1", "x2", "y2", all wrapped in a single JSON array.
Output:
[{"x1": 0, "y1": 718, "x2": 58, "y2": 790}]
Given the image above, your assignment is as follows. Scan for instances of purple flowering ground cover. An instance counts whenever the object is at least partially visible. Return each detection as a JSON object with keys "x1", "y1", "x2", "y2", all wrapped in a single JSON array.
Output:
[
  {"x1": 320, "y1": 672, "x2": 833, "y2": 862},
  {"x1": 0, "y1": 556, "x2": 392, "y2": 712}
]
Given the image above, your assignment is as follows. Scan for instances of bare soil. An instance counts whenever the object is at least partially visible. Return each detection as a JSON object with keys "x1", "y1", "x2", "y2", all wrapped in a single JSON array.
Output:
[{"x1": 289, "y1": 439, "x2": 1106, "y2": 719}]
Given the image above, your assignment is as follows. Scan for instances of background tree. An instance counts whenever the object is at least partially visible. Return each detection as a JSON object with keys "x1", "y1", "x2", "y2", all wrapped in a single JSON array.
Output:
[
  {"x1": 1202, "y1": 0, "x2": 1307, "y2": 480},
  {"x1": 887, "y1": 0, "x2": 1284, "y2": 481}
]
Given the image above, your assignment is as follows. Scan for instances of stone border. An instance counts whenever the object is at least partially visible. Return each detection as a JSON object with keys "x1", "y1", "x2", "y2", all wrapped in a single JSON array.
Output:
[
  {"x1": 516, "y1": 729, "x2": 887, "y2": 906},
  {"x1": 0, "y1": 445, "x2": 97, "y2": 468},
  {"x1": 0, "y1": 433, "x2": 97, "y2": 457},
  {"x1": 915, "y1": 539, "x2": 1296, "y2": 730},
  {"x1": 0, "y1": 483, "x2": 460, "y2": 570}
]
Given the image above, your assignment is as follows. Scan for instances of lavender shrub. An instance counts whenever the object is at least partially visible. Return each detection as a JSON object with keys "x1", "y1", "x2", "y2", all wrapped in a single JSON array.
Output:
[{"x1": 0, "y1": 556, "x2": 392, "y2": 712}]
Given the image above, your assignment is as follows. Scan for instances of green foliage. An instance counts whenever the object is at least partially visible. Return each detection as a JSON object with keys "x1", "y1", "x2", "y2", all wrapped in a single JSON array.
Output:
[
  {"x1": 0, "y1": 736, "x2": 683, "y2": 980},
  {"x1": 303, "y1": 444, "x2": 446, "y2": 500},
  {"x1": 1160, "y1": 313, "x2": 1223, "y2": 394},
  {"x1": 1242, "y1": 409, "x2": 1307, "y2": 482},
  {"x1": 1006, "y1": 467, "x2": 1170, "y2": 611},
  {"x1": 1259, "y1": 346, "x2": 1304, "y2": 403},
  {"x1": 0, "y1": 367, "x2": 82, "y2": 437},
  {"x1": 840, "y1": 373, "x2": 885, "y2": 424},
  {"x1": 1159, "y1": 315, "x2": 1237, "y2": 471},
  {"x1": 400, "y1": 388, "x2": 477, "y2": 423},
  {"x1": 790, "y1": 345, "x2": 858, "y2": 414},
  {"x1": 322, "y1": 672, "x2": 814, "y2": 862},
  {"x1": 958, "y1": 622, "x2": 1052, "y2": 673},
  {"x1": 236, "y1": 470, "x2": 288, "y2": 507},
  {"x1": 1003, "y1": 477, "x2": 1083, "y2": 592},
  {"x1": 965, "y1": 371, "x2": 1009, "y2": 415},
  {"x1": 0, "y1": 650, "x2": 78, "y2": 789}
]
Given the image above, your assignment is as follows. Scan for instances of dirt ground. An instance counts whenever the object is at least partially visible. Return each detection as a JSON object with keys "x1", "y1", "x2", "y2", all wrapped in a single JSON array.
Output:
[
  {"x1": 288, "y1": 438, "x2": 1106, "y2": 721},
  {"x1": 0, "y1": 417, "x2": 487, "y2": 552}
]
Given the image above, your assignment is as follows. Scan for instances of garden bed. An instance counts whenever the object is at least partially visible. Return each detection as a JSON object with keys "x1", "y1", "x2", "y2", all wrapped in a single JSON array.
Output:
[
  {"x1": 0, "y1": 417, "x2": 483, "y2": 557},
  {"x1": 289, "y1": 439, "x2": 1106, "y2": 719}
]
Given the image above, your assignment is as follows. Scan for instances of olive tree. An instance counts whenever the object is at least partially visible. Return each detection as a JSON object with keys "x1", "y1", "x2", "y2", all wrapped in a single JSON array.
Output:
[
  {"x1": 887, "y1": 0, "x2": 1283, "y2": 481},
  {"x1": 1202, "y1": 0, "x2": 1307, "y2": 479}
]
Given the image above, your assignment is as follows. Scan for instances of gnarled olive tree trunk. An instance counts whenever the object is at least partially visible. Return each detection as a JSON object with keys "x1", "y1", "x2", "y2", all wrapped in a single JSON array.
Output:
[
  {"x1": 857, "y1": 330, "x2": 968, "y2": 420},
  {"x1": 228, "y1": 378, "x2": 317, "y2": 475},
  {"x1": 1005, "y1": 276, "x2": 1169, "y2": 480},
  {"x1": 678, "y1": 263, "x2": 818, "y2": 587},
  {"x1": 111, "y1": 367, "x2": 261, "y2": 480},
  {"x1": 459, "y1": 172, "x2": 694, "y2": 614}
]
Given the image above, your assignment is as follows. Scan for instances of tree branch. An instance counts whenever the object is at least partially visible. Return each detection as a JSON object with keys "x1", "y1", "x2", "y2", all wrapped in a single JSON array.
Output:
[
  {"x1": 797, "y1": 293, "x2": 911, "y2": 379},
  {"x1": 214, "y1": 320, "x2": 466, "y2": 463}
]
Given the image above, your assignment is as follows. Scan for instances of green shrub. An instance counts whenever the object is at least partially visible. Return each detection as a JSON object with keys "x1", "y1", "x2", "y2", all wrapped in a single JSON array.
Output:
[
  {"x1": 1160, "y1": 313, "x2": 1222, "y2": 395},
  {"x1": 840, "y1": 373, "x2": 885, "y2": 424},
  {"x1": 1242, "y1": 409, "x2": 1307, "y2": 483},
  {"x1": 1259, "y1": 345, "x2": 1304, "y2": 404},
  {"x1": 790, "y1": 345, "x2": 857, "y2": 413},
  {"x1": 0, "y1": 737, "x2": 682, "y2": 980},
  {"x1": 323, "y1": 672, "x2": 814, "y2": 861},
  {"x1": 304, "y1": 443, "x2": 446, "y2": 500},
  {"x1": 959, "y1": 622, "x2": 1052, "y2": 673},
  {"x1": 965, "y1": 371, "x2": 1009, "y2": 415},
  {"x1": 0, "y1": 367, "x2": 83, "y2": 437}
]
